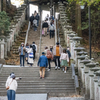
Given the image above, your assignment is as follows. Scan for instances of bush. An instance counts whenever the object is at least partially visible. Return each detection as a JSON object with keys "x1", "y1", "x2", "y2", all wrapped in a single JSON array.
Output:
[{"x1": 0, "y1": 11, "x2": 10, "y2": 35}]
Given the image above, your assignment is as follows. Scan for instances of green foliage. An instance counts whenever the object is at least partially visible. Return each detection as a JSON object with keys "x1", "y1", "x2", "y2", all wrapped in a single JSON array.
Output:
[{"x1": 0, "y1": 11, "x2": 10, "y2": 35}]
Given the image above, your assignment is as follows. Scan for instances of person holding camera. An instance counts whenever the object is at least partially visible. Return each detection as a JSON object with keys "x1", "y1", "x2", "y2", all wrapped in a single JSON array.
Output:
[{"x1": 6, "y1": 74, "x2": 18, "y2": 100}]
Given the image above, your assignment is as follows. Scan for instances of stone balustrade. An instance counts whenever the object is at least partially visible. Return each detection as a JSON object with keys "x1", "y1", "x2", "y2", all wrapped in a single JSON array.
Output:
[
  {"x1": 0, "y1": 4, "x2": 26, "y2": 59},
  {"x1": 59, "y1": 2, "x2": 100, "y2": 99}
]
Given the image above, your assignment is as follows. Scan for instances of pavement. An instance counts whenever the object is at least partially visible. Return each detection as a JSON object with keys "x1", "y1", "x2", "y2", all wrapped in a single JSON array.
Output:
[{"x1": 0, "y1": 94, "x2": 47, "y2": 100}]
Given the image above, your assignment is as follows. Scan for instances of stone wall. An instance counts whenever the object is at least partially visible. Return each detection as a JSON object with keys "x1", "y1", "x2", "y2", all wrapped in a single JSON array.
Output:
[{"x1": 0, "y1": 4, "x2": 26, "y2": 60}]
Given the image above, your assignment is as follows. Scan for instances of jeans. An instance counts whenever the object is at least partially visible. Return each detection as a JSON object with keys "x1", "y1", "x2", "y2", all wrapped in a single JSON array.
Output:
[
  {"x1": 20, "y1": 55, "x2": 25, "y2": 66},
  {"x1": 40, "y1": 67, "x2": 46, "y2": 78},
  {"x1": 48, "y1": 59, "x2": 51, "y2": 69},
  {"x1": 50, "y1": 30, "x2": 54, "y2": 39},
  {"x1": 7, "y1": 90, "x2": 15, "y2": 100},
  {"x1": 33, "y1": 51, "x2": 36, "y2": 60},
  {"x1": 34, "y1": 26, "x2": 37, "y2": 31},
  {"x1": 54, "y1": 56, "x2": 60, "y2": 67},
  {"x1": 37, "y1": 20, "x2": 39, "y2": 26}
]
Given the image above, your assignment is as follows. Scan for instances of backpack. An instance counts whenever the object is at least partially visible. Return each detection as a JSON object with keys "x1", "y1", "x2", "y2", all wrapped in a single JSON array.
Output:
[
  {"x1": 46, "y1": 50, "x2": 52, "y2": 59},
  {"x1": 33, "y1": 19, "x2": 37, "y2": 27},
  {"x1": 29, "y1": 52, "x2": 34, "y2": 58},
  {"x1": 32, "y1": 45, "x2": 36, "y2": 51},
  {"x1": 50, "y1": 25, "x2": 54, "y2": 30}
]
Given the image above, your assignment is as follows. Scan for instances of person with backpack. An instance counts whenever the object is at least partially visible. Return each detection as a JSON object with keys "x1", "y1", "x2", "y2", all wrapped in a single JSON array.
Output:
[
  {"x1": 29, "y1": 14, "x2": 34, "y2": 28},
  {"x1": 26, "y1": 45, "x2": 34, "y2": 67},
  {"x1": 60, "y1": 49, "x2": 69, "y2": 73},
  {"x1": 44, "y1": 47, "x2": 53, "y2": 71},
  {"x1": 49, "y1": 22, "x2": 55, "y2": 39},
  {"x1": 42, "y1": 19, "x2": 49, "y2": 36},
  {"x1": 33, "y1": 11, "x2": 38, "y2": 31},
  {"x1": 32, "y1": 42, "x2": 37, "y2": 60}
]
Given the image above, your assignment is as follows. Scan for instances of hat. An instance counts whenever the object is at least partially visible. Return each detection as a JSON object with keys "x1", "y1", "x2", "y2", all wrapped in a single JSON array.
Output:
[
  {"x1": 21, "y1": 42, "x2": 24, "y2": 45},
  {"x1": 10, "y1": 72, "x2": 14, "y2": 76},
  {"x1": 33, "y1": 42, "x2": 35, "y2": 44},
  {"x1": 42, "y1": 52, "x2": 45, "y2": 54},
  {"x1": 10, "y1": 74, "x2": 15, "y2": 79},
  {"x1": 56, "y1": 42, "x2": 59, "y2": 45}
]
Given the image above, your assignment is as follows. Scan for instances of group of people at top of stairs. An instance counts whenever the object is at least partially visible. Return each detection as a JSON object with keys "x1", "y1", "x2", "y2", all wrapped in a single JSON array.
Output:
[
  {"x1": 42, "y1": 14, "x2": 55, "y2": 39},
  {"x1": 18, "y1": 42, "x2": 37, "y2": 67},
  {"x1": 38, "y1": 42, "x2": 71, "y2": 79},
  {"x1": 30, "y1": 10, "x2": 40, "y2": 31}
]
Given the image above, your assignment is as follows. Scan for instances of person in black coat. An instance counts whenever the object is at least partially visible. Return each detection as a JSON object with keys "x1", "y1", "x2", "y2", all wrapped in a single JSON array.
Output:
[
  {"x1": 66, "y1": 47, "x2": 71, "y2": 66},
  {"x1": 30, "y1": 14, "x2": 34, "y2": 27},
  {"x1": 42, "y1": 19, "x2": 49, "y2": 36}
]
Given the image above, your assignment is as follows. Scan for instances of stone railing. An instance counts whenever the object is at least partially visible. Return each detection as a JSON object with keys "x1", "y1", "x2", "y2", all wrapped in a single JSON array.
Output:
[
  {"x1": 0, "y1": 4, "x2": 26, "y2": 60},
  {"x1": 59, "y1": 2, "x2": 100, "y2": 100}
]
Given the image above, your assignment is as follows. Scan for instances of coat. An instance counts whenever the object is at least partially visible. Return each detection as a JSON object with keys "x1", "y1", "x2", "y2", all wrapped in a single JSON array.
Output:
[
  {"x1": 38, "y1": 55, "x2": 48, "y2": 67},
  {"x1": 18, "y1": 46, "x2": 26, "y2": 55},
  {"x1": 53, "y1": 45, "x2": 63, "y2": 56},
  {"x1": 26, "y1": 48, "x2": 34, "y2": 64}
]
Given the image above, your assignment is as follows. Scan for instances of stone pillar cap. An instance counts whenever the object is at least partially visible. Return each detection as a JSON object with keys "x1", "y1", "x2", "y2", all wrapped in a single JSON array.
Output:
[
  {"x1": 80, "y1": 59, "x2": 91, "y2": 64},
  {"x1": 84, "y1": 67, "x2": 89, "y2": 73},
  {"x1": 77, "y1": 55, "x2": 86, "y2": 60},
  {"x1": 94, "y1": 76, "x2": 98, "y2": 82},
  {"x1": 90, "y1": 67, "x2": 100, "y2": 71},
  {"x1": 74, "y1": 47, "x2": 85, "y2": 51},
  {"x1": 89, "y1": 71, "x2": 94, "y2": 77},
  {"x1": 77, "y1": 51, "x2": 87, "y2": 55},
  {"x1": 71, "y1": 36, "x2": 82, "y2": 40},
  {"x1": 94, "y1": 71, "x2": 100, "y2": 76},
  {"x1": 66, "y1": 25, "x2": 72, "y2": 29},
  {"x1": 85, "y1": 63, "x2": 96, "y2": 68}
]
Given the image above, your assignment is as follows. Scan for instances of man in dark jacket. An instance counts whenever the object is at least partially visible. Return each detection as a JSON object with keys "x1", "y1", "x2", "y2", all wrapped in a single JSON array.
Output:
[
  {"x1": 38, "y1": 52, "x2": 48, "y2": 79},
  {"x1": 42, "y1": 20, "x2": 48, "y2": 36},
  {"x1": 66, "y1": 47, "x2": 71, "y2": 66},
  {"x1": 30, "y1": 14, "x2": 34, "y2": 27}
]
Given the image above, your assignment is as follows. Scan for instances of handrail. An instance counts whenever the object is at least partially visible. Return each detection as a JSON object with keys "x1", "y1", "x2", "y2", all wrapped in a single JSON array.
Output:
[
  {"x1": 71, "y1": 63, "x2": 79, "y2": 92},
  {"x1": 25, "y1": 21, "x2": 30, "y2": 45},
  {"x1": 54, "y1": 19, "x2": 57, "y2": 44},
  {"x1": 0, "y1": 64, "x2": 3, "y2": 73},
  {"x1": 72, "y1": 63, "x2": 75, "y2": 79}
]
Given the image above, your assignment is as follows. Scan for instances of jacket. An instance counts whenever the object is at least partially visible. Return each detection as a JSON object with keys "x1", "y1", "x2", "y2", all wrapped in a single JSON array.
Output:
[
  {"x1": 38, "y1": 55, "x2": 48, "y2": 67},
  {"x1": 42, "y1": 22, "x2": 48, "y2": 28},
  {"x1": 66, "y1": 50, "x2": 71, "y2": 58},
  {"x1": 5, "y1": 78, "x2": 17, "y2": 92},
  {"x1": 53, "y1": 45, "x2": 63, "y2": 56},
  {"x1": 18, "y1": 46, "x2": 26, "y2": 55},
  {"x1": 49, "y1": 24, "x2": 55, "y2": 31},
  {"x1": 60, "y1": 53, "x2": 69, "y2": 62}
]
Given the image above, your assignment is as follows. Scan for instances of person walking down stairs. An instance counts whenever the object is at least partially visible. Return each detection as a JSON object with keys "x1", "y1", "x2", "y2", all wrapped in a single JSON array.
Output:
[
  {"x1": 38, "y1": 52, "x2": 48, "y2": 79},
  {"x1": 53, "y1": 42, "x2": 63, "y2": 70},
  {"x1": 5, "y1": 74, "x2": 18, "y2": 100},
  {"x1": 18, "y1": 43, "x2": 26, "y2": 67},
  {"x1": 60, "y1": 49, "x2": 69, "y2": 73}
]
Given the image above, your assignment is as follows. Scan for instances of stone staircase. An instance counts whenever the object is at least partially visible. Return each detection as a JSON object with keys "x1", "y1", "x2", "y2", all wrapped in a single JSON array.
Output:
[
  {"x1": 5, "y1": 22, "x2": 28, "y2": 65},
  {"x1": 0, "y1": 67, "x2": 76, "y2": 97}
]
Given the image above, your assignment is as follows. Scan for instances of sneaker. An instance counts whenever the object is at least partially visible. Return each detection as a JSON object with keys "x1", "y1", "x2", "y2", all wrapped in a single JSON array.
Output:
[
  {"x1": 42, "y1": 77, "x2": 44, "y2": 79},
  {"x1": 40, "y1": 77, "x2": 42, "y2": 79},
  {"x1": 58, "y1": 67, "x2": 60, "y2": 70},
  {"x1": 64, "y1": 71, "x2": 66, "y2": 73},
  {"x1": 55, "y1": 66, "x2": 58, "y2": 70},
  {"x1": 48, "y1": 69, "x2": 50, "y2": 71}
]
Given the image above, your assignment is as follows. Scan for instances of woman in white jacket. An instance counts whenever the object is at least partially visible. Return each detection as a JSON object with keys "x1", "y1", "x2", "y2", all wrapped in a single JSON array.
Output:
[
  {"x1": 6, "y1": 74, "x2": 17, "y2": 100},
  {"x1": 26, "y1": 45, "x2": 34, "y2": 67}
]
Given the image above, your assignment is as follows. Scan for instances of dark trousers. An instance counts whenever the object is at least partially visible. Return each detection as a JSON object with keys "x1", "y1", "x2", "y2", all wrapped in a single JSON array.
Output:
[
  {"x1": 54, "y1": 56, "x2": 60, "y2": 67},
  {"x1": 48, "y1": 59, "x2": 51, "y2": 69},
  {"x1": 20, "y1": 55, "x2": 25, "y2": 66},
  {"x1": 50, "y1": 30, "x2": 54, "y2": 39},
  {"x1": 33, "y1": 51, "x2": 36, "y2": 60},
  {"x1": 7, "y1": 90, "x2": 15, "y2": 100}
]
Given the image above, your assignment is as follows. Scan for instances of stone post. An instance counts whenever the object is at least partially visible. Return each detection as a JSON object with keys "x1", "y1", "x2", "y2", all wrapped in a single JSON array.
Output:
[
  {"x1": 0, "y1": 39, "x2": 5, "y2": 59},
  {"x1": 4, "y1": 39, "x2": 8, "y2": 58}
]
